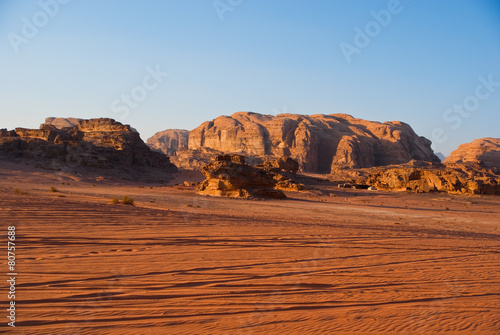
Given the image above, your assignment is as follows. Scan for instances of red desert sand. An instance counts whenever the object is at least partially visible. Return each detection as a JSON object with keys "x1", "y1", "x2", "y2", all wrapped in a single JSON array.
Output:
[{"x1": 1, "y1": 161, "x2": 499, "y2": 334}]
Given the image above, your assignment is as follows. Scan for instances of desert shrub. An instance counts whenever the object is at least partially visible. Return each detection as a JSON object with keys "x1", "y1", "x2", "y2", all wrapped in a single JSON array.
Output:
[
  {"x1": 50, "y1": 187, "x2": 58, "y2": 193},
  {"x1": 122, "y1": 195, "x2": 134, "y2": 206},
  {"x1": 110, "y1": 195, "x2": 134, "y2": 205},
  {"x1": 13, "y1": 188, "x2": 27, "y2": 195},
  {"x1": 110, "y1": 197, "x2": 120, "y2": 204},
  {"x1": 185, "y1": 203, "x2": 201, "y2": 208}
]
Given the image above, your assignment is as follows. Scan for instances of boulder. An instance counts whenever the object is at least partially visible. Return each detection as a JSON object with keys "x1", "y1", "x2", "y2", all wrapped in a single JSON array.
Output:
[
  {"x1": 197, "y1": 155, "x2": 304, "y2": 199},
  {"x1": 171, "y1": 147, "x2": 225, "y2": 170}
]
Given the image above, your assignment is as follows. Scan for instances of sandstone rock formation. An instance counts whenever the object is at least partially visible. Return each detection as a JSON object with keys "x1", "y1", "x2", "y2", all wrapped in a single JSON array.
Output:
[
  {"x1": 149, "y1": 112, "x2": 439, "y2": 172},
  {"x1": 170, "y1": 147, "x2": 223, "y2": 170},
  {"x1": 0, "y1": 118, "x2": 177, "y2": 181},
  {"x1": 197, "y1": 155, "x2": 304, "y2": 199},
  {"x1": 444, "y1": 138, "x2": 500, "y2": 172},
  {"x1": 257, "y1": 156, "x2": 299, "y2": 173},
  {"x1": 331, "y1": 161, "x2": 500, "y2": 195},
  {"x1": 147, "y1": 129, "x2": 189, "y2": 156}
]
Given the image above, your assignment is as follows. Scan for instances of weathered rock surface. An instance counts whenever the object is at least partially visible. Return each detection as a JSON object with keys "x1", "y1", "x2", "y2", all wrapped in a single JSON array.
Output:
[
  {"x1": 150, "y1": 112, "x2": 439, "y2": 172},
  {"x1": 197, "y1": 155, "x2": 304, "y2": 199},
  {"x1": 331, "y1": 161, "x2": 500, "y2": 195},
  {"x1": 0, "y1": 118, "x2": 177, "y2": 181},
  {"x1": 256, "y1": 156, "x2": 299, "y2": 173},
  {"x1": 147, "y1": 129, "x2": 189, "y2": 156},
  {"x1": 170, "y1": 147, "x2": 224, "y2": 170},
  {"x1": 444, "y1": 138, "x2": 500, "y2": 172}
]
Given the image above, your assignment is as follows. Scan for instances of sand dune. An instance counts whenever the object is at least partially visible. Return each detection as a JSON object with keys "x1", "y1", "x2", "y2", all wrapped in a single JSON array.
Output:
[{"x1": 1, "y1": 162, "x2": 499, "y2": 334}]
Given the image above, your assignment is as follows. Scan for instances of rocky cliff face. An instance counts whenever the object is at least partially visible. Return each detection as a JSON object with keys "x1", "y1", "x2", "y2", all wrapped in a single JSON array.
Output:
[
  {"x1": 0, "y1": 118, "x2": 177, "y2": 180},
  {"x1": 147, "y1": 129, "x2": 189, "y2": 156},
  {"x1": 150, "y1": 112, "x2": 439, "y2": 173},
  {"x1": 444, "y1": 138, "x2": 500, "y2": 172}
]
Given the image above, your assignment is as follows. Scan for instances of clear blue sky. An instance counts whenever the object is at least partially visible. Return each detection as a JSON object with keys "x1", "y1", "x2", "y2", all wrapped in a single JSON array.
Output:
[{"x1": 1, "y1": 0, "x2": 499, "y2": 156}]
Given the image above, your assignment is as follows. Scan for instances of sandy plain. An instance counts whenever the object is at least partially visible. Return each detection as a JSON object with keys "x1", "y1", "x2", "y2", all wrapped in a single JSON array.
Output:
[{"x1": 0, "y1": 161, "x2": 499, "y2": 334}]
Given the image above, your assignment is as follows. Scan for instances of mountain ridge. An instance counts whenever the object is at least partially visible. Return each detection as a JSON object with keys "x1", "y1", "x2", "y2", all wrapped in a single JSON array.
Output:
[{"x1": 148, "y1": 112, "x2": 440, "y2": 173}]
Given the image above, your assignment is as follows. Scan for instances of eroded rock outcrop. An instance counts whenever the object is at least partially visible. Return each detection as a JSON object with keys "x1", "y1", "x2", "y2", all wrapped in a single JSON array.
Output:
[
  {"x1": 257, "y1": 156, "x2": 299, "y2": 173},
  {"x1": 0, "y1": 118, "x2": 177, "y2": 180},
  {"x1": 170, "y1": 147, "x2": 224, "y2": 170},
  {"x1": 332, "y1": 161, "x2": 500, "y2": 195},
  {"x1": 444, "y1": 138, "x2": 500, "y2": 172},
  {"x1": 150, "y1": 112, "x2": 439, "y2": 172},
  {"x1": 197, "y1": 155, "x2": 304, "y2": 199}
]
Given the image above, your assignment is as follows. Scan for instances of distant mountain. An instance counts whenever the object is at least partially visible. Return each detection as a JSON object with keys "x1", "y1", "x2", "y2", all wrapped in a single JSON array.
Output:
[
  {"x1": 445, "y1": 138, "x2": 500, "y2": 171},
  {"x1": 148, "y1": 112, "x2": 440, "y2": 173},
  {"x1": 435, "y1": 152, "x2": 446, "y2": 162},
  {"x1": 147, "y1": 129, "x2": 189, "y2": 156}
]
